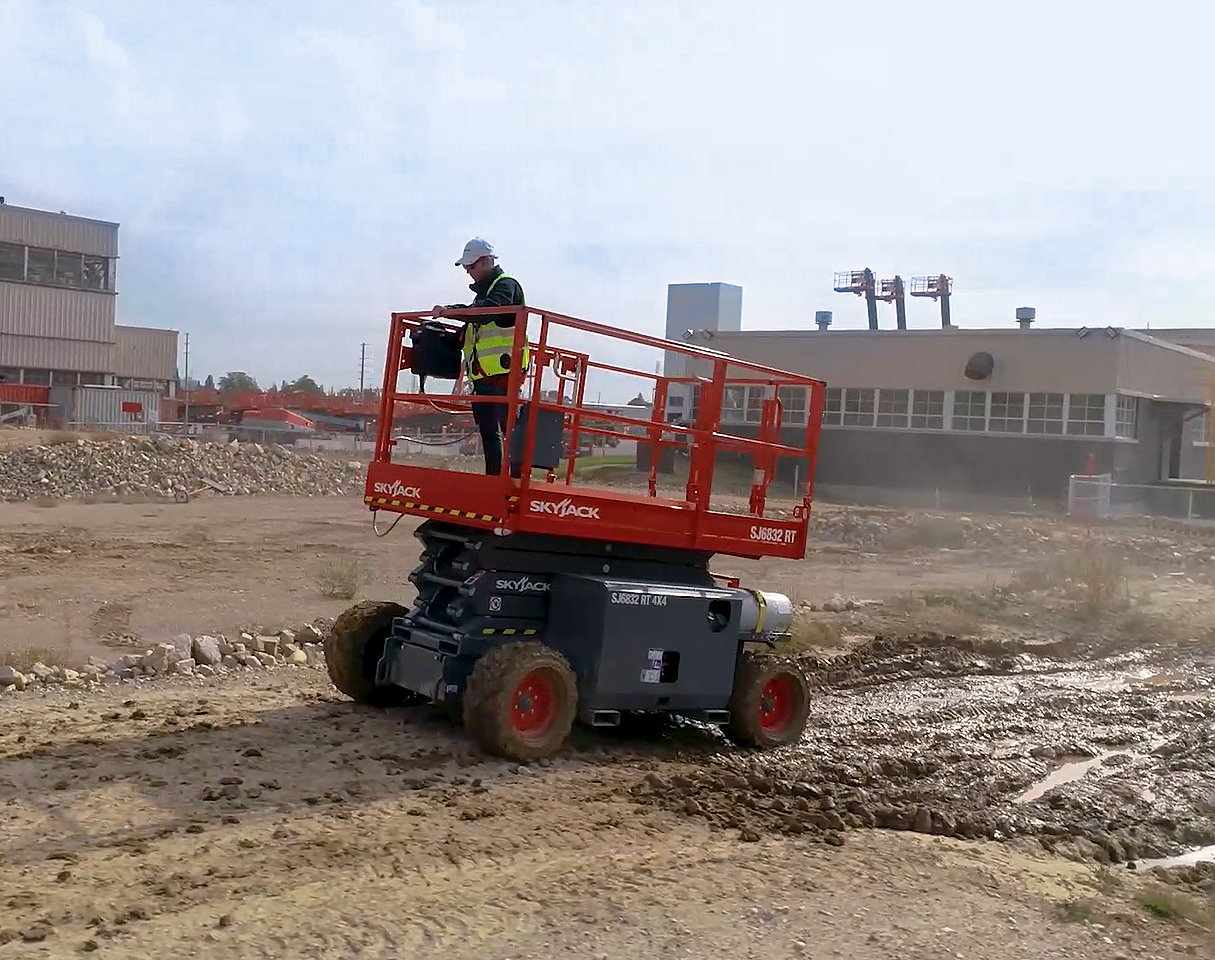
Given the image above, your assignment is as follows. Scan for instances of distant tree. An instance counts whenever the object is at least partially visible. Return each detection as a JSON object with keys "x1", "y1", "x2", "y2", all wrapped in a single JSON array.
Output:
[
  {"x1": 217, "y1": 371, "x2": 259, "y2": 395},
  {"x1": 288, "y1": 375, "x2": 325, "y2": 395},
  {"x1": 204, "y1": 374, "x2": 215, "y2": 391}
]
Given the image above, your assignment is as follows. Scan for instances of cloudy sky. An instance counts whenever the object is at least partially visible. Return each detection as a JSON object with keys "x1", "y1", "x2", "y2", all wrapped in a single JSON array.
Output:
[{"x1": 3, "y1": 0, "x2": 1213, "y2": 396}]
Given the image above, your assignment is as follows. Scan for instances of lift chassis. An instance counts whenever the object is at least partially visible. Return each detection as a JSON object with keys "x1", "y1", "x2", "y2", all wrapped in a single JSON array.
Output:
[{"x1": 326, "y1": 304, "x2": 827, "y2": 760}]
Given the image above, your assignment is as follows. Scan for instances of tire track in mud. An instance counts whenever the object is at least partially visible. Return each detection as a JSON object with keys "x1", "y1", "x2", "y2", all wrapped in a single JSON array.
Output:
[{"x1": 626, "y1": 633, "x2": 1215, "y2": 896}]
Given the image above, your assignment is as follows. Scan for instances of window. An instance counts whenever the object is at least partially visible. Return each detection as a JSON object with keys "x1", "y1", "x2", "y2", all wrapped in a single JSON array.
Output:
[
  {"x1": 26, "y1": 248, "x2": 55, "y2": 285},
  {"x1": 1067, "y1": 393, "x2": 1105, "y2": 436},
  {"x1": 1115, "y1": 396, "x2": 1137, "y2": 439},
  {"x1": 1027, "y1": 392, "x2": 1064, "y2": 434},
  {"x1": 777, "y1": 386, "x2": 807, "y2": 425},
  {"x1": 910, "y1": 390, "x2": 944, "y2": 429},
  {"x1": 952, "y1": 390, "x2": 987, "y2": 431},
  {"x1": 0, "y1": 242, "x2": 111, "y2": 291},
  {"x1": 1191, "y1": 411, "x2": 1210, "y2": 445},
  {"x1": 875, "y1": 389, "x2": 909, "y2": 428},
  {"x1": 54, "y1": 251, "x2": 83, "y2": 287},
  {"x1": 989, "y1": 392, "x2": 1025, "y2": 433},
  {"x1": 0, "y1": 242, "x2": 23, "y2": 282},
  {"x1": 822, "y1": 388, "x2": 842, "y2": 425},
  {"x1": 842, "y1": 388, "x2": 875, "y2": 426},
  {"x1": 745, "y1": 386, "x2": 768, "y2": 423},
  {"x1": 722, "y1": 386, "x2": 746, "y2": 422},
  {"x1": 83, "y1": 255, "x2": 110, "y2": 291}
]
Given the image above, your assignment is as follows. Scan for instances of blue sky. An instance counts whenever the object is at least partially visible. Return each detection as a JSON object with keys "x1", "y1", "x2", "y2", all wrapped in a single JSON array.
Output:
[{"x1": 3, "y1": 0, "x2": 1214, "y2": 395}]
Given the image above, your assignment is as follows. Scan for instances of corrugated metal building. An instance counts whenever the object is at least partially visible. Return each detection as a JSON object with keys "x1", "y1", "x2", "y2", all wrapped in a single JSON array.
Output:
[{"x1": 0, "y1": 201, "x2": 178, "y2": 401}]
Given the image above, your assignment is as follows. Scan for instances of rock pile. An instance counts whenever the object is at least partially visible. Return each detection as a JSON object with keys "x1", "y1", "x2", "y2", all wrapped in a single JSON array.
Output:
[
  {"x1": 0, "y1": 435, "x2": 363, "y2": 501},
  {"x1": 0, "y1": 624, "x2": 329, "y2": 693}
]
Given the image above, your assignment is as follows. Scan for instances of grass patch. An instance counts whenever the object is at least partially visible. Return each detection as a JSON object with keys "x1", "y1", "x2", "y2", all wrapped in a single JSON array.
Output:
[
  {"x1": 0, "y1": 639, "x2": 78, "y2": 672},
  {"x1": 1012, "y1": 541, "x2": 1129, "y2": 622},
  {"x1": 556, "y1": 454, "x2": 637, "y2": 477},
  {"x1": 785, "y1": 616, "x2": 842, "y2": 653},
  {"x1": 1138, "y1": 887, "x2": 1213, "y2": 927},
  {"x1": 1091, "y1": 865, "x2": 1123, "y2": 895},
  {"x1": 1060, "y1": 898, "x2": 1097, "y2": 922},
  {"x1": 1057, "y1": 544, "x2": 1129, "y2": 620},
  {"x1": 317, "y1": 558, "x2": 364, "y2": 600},
  {"x1": 883, "y1": 515, "x2": 969, "y2": 550}
]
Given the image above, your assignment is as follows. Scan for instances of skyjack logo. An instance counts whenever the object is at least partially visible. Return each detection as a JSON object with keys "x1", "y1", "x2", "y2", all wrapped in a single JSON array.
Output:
[
  {"x1": 372, "y1": 480, "x2": 422, "y2": 499},
  {"x1": 494, "y1": 576, "x2": 550, "y2": 593},
  {"x1": 529, "y1": 497, "x2": 601, "y2": 520}
]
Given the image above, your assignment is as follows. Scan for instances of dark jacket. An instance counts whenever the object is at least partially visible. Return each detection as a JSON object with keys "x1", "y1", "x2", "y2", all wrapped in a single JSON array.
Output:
[{"x1": 450, "y1": 266, "x2": 524, "y2": 330}]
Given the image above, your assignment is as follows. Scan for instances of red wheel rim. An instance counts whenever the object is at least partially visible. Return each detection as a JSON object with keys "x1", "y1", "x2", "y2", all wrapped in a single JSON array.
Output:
[
  {"x1": 511, "y1": 669, "x2": 559, "y2": 738},
  {"x1": 759, "y1": 674, "x2": 796, "y2": 734}
]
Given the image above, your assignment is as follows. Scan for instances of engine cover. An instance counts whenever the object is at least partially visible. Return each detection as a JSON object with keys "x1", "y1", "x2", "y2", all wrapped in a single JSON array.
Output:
[{"x1": 543, "y1": 574, "x2": 744, "y2": 712}]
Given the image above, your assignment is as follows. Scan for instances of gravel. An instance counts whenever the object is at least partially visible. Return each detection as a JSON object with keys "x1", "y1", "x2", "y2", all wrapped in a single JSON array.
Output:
[{"x1": 0, "y1": 435, "x2": 363, "y2": 501}]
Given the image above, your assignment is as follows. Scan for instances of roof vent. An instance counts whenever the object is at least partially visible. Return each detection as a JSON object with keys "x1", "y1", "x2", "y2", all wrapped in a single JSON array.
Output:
[
  {"x1": 1015, "y1": 306, "x2": 1036, "y2": 330},
  {"x1": 964, "y1": 352, "x2": 994, "y2": 380},
  {"x1": 814, "y1": 311, "x2": 832, "y2": 331}
]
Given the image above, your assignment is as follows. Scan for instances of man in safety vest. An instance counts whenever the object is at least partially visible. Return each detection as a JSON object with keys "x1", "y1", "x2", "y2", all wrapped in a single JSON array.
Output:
[{"x1": 434, "y1": 238, "x2": 529, "y2": 476}]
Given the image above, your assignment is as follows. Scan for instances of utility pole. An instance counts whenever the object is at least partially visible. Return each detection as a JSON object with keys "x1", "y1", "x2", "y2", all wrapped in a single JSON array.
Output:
[
  {"x1": 183, "y1": 332, "x2": 190, "y2": 430},
  {"x1": 359, "y1": 342, "x2": 368, "y2": 399}
]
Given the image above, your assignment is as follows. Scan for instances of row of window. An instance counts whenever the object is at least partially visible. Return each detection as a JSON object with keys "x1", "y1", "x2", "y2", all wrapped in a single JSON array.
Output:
[
  {"x1": 0, "y1": 241, "x2": 114, "y2": 293},
  {"x1": 713, "y1": 385, "x2": 1138, "y2": 439}
]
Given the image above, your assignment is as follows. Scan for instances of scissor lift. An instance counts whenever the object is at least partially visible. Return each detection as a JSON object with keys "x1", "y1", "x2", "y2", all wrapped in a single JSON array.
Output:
[{"x1": 325, "y1": 304, "x2": 829, "y2": 760}]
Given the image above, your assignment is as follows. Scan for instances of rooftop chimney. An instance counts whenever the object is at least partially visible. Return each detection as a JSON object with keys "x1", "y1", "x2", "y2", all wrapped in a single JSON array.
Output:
[
  {"x1": 814, "y1": 310, "x2": 833, "y2": 331},
  {"x1": 1016, "y1": 306, "x2": 1036, "y2": 330}
]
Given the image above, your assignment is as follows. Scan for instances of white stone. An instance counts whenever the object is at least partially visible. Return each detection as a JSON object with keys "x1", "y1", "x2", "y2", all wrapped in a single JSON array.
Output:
[
  {"x1": 29, "y1": 662, "x2": 55, "y2": 682},
  {"x1": 173, "y1": 658, "x2": 196, "y2": 676},
  {"x1": 141, "y1": 643, "x2": 177, "y2": 674},
  {"x1": 303, "y1": 644, "x2": 325, "y2": 667},
  {"x1": 192, "y1": 636, "x2": 223, "y2": 667}
]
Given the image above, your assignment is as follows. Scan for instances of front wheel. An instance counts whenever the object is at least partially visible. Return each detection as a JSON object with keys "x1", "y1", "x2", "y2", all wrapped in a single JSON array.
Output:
[
  {"x1": 324, "y1": 600, "x2": 419, "y2": 707},
  {"x1": 462, "y1": 642, "x2": 578, "y2": 761},
  {"x1": 725, "y1": 651, "x2": 810, "y2": 748}
]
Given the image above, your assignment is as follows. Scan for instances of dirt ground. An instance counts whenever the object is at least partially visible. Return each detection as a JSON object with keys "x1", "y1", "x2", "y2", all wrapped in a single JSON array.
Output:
[
  {"x1": 0, "y1": 495, "x2": 1026, "y2": 663},
  {"x1": 2, "y1": 494, "x2": 1215, "y2": 958}
]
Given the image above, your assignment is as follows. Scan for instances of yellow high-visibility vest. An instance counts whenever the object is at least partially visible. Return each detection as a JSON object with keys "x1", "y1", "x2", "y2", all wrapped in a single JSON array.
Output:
[{"x1": 463, "y1": 273, "x2": 530, "y2": 380}]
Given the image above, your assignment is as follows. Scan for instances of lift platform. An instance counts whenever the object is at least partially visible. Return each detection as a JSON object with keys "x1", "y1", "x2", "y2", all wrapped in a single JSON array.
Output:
[{"x1": 365, "y1": 306, "x2": 827, "y2": 561}]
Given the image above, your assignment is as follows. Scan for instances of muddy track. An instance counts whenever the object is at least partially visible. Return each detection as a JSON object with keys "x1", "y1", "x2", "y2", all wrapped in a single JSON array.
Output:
[{"x1": 628, "y1": 634, "x2": 1215, "y2": 891}]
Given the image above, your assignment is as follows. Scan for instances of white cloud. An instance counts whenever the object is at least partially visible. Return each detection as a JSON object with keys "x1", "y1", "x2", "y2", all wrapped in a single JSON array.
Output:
[{"x1": 3, "y1": 0, "x2": 1215, "y2": 388}]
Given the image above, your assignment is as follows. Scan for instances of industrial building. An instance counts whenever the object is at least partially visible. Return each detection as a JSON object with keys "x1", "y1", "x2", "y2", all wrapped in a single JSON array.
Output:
[
  {"x1": 665, "y1": 282, "x2": 1215, "y2": 502},
  {"x1": 0, "y1": 200, "x2": 178, "y2": 426}
]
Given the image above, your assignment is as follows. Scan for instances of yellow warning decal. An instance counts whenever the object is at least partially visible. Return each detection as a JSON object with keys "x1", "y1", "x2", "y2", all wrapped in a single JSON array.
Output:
[
  {"x1": 365, "y1": 496, "x2": 496, "y2": 523},
  {"x1": 480, "y1": 627, "x2": 539, "y2": 636}
]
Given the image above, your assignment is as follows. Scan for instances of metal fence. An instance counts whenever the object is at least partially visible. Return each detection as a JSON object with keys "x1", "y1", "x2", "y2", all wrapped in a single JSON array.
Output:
[{"x1": 1068, "y1": 474, "x2": 1215, "y2": 522}]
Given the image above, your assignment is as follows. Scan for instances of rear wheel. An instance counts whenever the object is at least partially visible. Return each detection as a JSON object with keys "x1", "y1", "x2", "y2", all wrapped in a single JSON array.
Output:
[
  {"x1": 725, "y1": 651, "x2": 810, "y2": 748},
  {"x1": 325, "y1": 600, "x2": 419, "y2": 707},
  {"x1": 462, "y1": 642, "x2": 578, "y2": 761}
]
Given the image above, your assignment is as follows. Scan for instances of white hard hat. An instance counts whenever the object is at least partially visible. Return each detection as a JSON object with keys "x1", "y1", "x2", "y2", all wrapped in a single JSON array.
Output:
[{"x1": 455, "y1": 237, "x2": 495, "y2": 267}]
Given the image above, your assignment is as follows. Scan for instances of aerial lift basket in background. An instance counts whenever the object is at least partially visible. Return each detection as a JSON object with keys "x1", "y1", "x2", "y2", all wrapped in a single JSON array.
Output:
[{"x1": 326, "y1": 304, "x2": 829, "y2": 761}]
